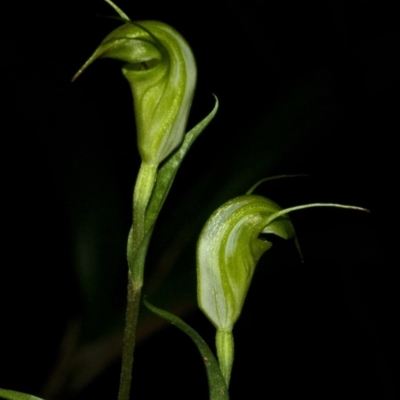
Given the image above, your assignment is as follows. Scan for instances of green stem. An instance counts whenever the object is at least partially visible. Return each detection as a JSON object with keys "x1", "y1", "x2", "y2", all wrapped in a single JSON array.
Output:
[
  {"x1": 130, "y1": 162, "x2": 158, "y2": 282},
  {"x1": 118, "y1": 274, "x2": 141, "y2": 400},
  {"x1": 216, "y1": 330, "x2": 234, "y2": 387},
  {"x1": 118, "y1": 162, "x2": 158, "y2": 400}
]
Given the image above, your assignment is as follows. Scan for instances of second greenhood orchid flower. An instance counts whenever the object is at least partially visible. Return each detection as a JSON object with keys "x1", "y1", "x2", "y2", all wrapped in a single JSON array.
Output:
[
  {"x1": 197, "y1": 190, "x2": 368, "y2": 385},
  {"x1": 73, "y1": 20, "x2": 197, "y2": 166}
]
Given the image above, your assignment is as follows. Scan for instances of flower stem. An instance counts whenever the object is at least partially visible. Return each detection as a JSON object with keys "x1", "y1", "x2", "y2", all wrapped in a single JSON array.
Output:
[
  {"x1": 118, "y1": 162, "x2": 158, "y2": 400},
  {"x1": 130, "y1": 162, "x2": 158, "y2": 282},
  {"x1": 216, "y1": 330, "x2": 234, "y2": 387},
  {"x1": 118, "y1": 275, "x2": 141, "y2": 400}
]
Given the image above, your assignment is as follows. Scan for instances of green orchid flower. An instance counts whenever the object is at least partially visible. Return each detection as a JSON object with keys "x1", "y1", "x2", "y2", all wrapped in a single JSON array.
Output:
[
  {"x1": 197, "y1": 192, "x2": 368, "y2": 385},
  {"x1": 197, "y1": 195, "x2": 294, "y2": 333},
  {"x1": 73, "y1": 19, "x2": 196, "y2": 167}
]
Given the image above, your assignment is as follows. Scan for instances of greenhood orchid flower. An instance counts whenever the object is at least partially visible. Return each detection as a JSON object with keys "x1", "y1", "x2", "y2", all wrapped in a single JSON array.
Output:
[
  {"x1": 73, "y1": 20, "x2": 197, "y2": 167},
  {"x1": 197, "y1": 192, "x2": 368, "y2": 385},
  {"x1": 197, "y1": 194, "x2": 294, "y2": 385},
  {"x1": 197, "y1": 195, "x2": 294, "y2": 333}
]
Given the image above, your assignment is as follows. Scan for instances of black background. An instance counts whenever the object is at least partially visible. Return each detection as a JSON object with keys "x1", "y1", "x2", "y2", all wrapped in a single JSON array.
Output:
[{"x1": 1, "y1": 0, "x2": 399, "y2": 399}]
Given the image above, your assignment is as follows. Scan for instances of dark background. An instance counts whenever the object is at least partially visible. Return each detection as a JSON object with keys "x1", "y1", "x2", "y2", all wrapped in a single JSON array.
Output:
[{"x1": 1, "y1": 0, "x2": 399, "y2": 399}]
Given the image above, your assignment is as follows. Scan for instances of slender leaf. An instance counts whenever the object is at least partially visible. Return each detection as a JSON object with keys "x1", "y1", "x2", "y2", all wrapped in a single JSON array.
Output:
[
  {"x1": 0, "y1": 389, "x2": 44, "y2": 400},
  {"x1": 144, "y1": 96, "x2": 219, "y2": 233},
  {"x1": 144, "y1": 298, "x2": 229, "y2": 400}
]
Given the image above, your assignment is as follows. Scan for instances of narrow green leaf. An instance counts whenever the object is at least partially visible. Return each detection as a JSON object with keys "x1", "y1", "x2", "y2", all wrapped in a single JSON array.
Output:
[
  {"x1": 0, "y1": 389, "x2": 44, "y2": 400},
  {"x1": 144, "y1": 96, "x2": 219, "y2": 233},
  {"x1": 144, "y1": 298, "x2": 229, "y2": 400}
]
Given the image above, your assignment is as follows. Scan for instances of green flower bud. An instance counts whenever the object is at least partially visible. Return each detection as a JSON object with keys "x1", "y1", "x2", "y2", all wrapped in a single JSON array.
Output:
[{"x1": 73, "y1": 20, "x2": 197, "y2": 166}]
